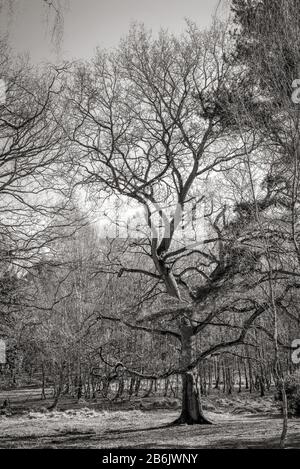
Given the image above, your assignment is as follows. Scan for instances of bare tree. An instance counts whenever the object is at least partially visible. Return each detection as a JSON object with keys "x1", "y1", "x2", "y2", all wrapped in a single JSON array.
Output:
[{"x1": 66, "y1": 22, "x2": 275, "y2": 424}]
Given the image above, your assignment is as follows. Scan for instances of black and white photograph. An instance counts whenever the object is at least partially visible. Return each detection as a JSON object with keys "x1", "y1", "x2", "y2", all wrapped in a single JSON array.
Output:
[{"x1": 0, "y1": 0, "x2": 300, "y2": 454}]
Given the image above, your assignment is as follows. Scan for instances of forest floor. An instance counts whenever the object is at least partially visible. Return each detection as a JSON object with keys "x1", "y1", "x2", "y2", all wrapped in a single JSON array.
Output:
[{"x1": 0, "y1": 387, "x2": 299, "y2": 448}]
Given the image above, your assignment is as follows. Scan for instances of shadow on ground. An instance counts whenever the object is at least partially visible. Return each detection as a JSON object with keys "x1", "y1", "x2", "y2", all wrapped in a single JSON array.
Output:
[{"x1": 0, "y1": 415, "x2": 299, "y2": 449}]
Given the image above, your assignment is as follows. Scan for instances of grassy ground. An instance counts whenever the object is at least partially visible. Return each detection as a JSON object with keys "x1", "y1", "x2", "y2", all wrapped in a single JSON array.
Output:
[{"x1": 0, "y1": 387, "x2": 299, "y2": 448}]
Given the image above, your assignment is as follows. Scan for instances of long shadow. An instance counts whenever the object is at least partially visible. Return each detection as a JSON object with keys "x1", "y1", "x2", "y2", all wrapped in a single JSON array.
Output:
[
  {"x1": 107, "y1": 421, "x2": 177, "y2": 435},
  {"x1": 0, "y1": 429, "x2": 98, "y2": 448},
  {"x1": 241, "y1": 412, "x2": 282, "y2": 420},
  {"x1": 106, "y1": 417, "x2": 219, "y2": 436},
  {"x1": 207, "y1": 434, "x2": 300, "y2": 449},
  {"x1": 0, "y1": 429, "x2": 96, "y2": 440},
  {"x1": 102, "y1": 443, "x2": 188, "y2": 449}
]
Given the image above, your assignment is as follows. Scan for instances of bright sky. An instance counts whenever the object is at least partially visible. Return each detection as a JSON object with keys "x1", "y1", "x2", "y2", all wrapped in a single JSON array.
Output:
[{"x1": 1, "y1": 0, "x2": 223, "y2": 64}]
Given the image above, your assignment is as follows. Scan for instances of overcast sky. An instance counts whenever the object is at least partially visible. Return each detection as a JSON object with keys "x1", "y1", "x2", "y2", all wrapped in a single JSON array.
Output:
[{"x1": 1, "y1": 0, "x2": 223, "y2": 64}]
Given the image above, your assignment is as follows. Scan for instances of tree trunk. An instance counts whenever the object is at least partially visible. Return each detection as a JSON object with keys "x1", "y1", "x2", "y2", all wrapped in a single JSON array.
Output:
[
  {"x1": 128, "y1": 377, "x2": 135, "y2": 399},
  {"x1": 41, "y1": 362, "x2": 46, "y2": 400},
  {"x1": 244, "y1": 362, "x2": 249, "y2": 390},
  {"x1": 237, "y1": 361, "x2": 242, "y2": 393},
  {"x1": 163, "y1": 378, "x2": 169, "y2": 397},
  {"x1": 48, "y1": 365, "x2": 64, "y2": 410},
  {"x1": 143, "y1": 378, "x2": 154, "y2": 398},
  {"x1": 173, "y1": 318, "x2": 211, "y2": 425},
  {"x1": 174, "y1": 370, "x2": 212, "y2": 425},
  {"x1": 214, "y1": 357, "x2": 220, "y2": 389},
  {"x1": 280, "y1": 378, "x2": 288, "y2": 449},
  {"x1": 134, "y1": 378, "x2": 141, "y2": 396}
]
